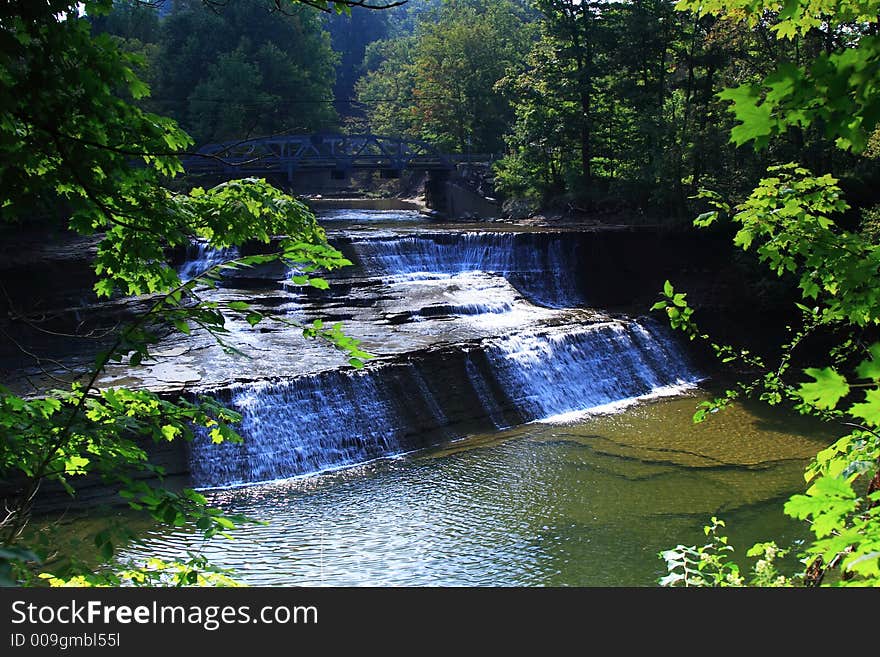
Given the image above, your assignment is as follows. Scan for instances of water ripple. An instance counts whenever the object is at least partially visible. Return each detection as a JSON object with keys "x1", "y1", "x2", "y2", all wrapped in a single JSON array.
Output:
[{"x1": 115, "y1": 394, "x2": 831, "y2": 586}]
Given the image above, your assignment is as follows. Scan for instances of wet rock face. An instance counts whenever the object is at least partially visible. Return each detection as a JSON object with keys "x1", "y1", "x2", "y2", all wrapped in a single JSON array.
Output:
[
  {"x1": 0, "y1": 229, "x2": 124, "y2": 391},
  {"x1": 187, "y1": 346, "x2": 522, "y2": 487},
  {"x1": 0, "y1": 210, "x2": 739, "y2": 391},
  {"x1": 1, "y1": 209, "x2": 723, "y2": 490},
  {"x1": 187, "y1": 317, "x2": 700, "y2": 488},
  {"x1": 0, "y1": 211, "x2": 671, "y2": 393}
]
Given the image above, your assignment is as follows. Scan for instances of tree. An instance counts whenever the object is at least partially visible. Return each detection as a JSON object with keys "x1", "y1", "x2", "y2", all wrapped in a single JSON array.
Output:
[
  {"x1": 532, "y1": 0, "x2": 602, "y2": 191},
  {"x1": 154, "y1": 0, "x2": 339, "y2": 143},
  {"x1": 655, "y1": 0, "x2": 880, "y2": 586},
  {"x1": 0, "y1": 0, "x2": 374, "y2": 586},
  {"x1": 327, "y1": 6, "x2": 391, "y2": 123},
  {"x1": 354, "y1": 35, "x2": 420, "y2": 137},
  {"x1": 412, "y1": 0, "x2": 534, "y2": 153},
  {"x1": 494, "y1": 33, "x2": 591, "y2": 204},
  {"x1": 187, "y1": 49, "x2": 276, "y2": 143},
  {"x1": 356, "y1": 0, "x2": 534, "y2": 153},
  {"x1": 89, "y1": 0, "x2": 162, "y2": 44},
  {"x1": 496, "y1": 1, "x2": 707, "y2": 211},
  {"x1": 498, "y1": 2, "x2": 727, "y2": 210}
]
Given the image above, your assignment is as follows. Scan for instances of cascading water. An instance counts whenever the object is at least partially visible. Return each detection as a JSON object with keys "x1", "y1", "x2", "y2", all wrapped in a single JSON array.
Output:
[
  {"x1": 182, "y1": 213, "x2": 701, "y2": 489},
  {"x1": 189, "y1": 369, "x2": 403, "y2": 487},
  {"x1": 347, "y1": 232, "x2": 585, "y2": 308},
  {"x1": 189, "y1": 318, "x2": 700, "y2": 488},
  {"x1": 178, "y1": 241, "x2": 240, "y2": 282},
  {"x1": 94, "y1": 209, "x2": 811, "y2": 587},
  {"x1": 483, "y1": 319, "x2": 699, "y2": 423}
]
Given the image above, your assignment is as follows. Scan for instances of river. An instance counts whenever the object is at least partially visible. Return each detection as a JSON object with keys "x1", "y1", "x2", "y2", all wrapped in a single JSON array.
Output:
[
  {"x1": 105, "y1": 391, "x2": 830, "y2": 586},
  {"x1": 52, "y1": 207, "x2": 834, "y2": 586}
]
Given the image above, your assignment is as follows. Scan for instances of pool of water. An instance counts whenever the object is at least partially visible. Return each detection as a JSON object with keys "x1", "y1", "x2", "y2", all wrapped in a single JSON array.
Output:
[{"x1": 95, "y1": 390, "x2": 833, "y2": 586}]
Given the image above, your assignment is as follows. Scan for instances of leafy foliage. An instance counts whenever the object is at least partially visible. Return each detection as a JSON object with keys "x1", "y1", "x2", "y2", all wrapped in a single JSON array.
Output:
[
  {"x1": 656, "y1": 253, "x2": 880, "y2": 585},
  {"x1": 154, "y1": 0, "x2": 338, "y2": 142},
  {"x1": 326, "y1": 4, "x2": 391, "y2": 121},
  {"x1": 660, "y1": 518, "x2": 799, "y2": 587},
  {"x1": 655, "y1": 0, "x2": 880, "y2": 587},
  {"x1": 0, "y1": 0, "x2": 372, "y2": 587},
  {"x1": 494, "y1": 0, "x2": 758, "y2": 214},
  {"x1": 355, "y1": 0, "x2": 533, "y2": 153},
  {"x1": 659, "y1": 518, "x2": 745, "y2": 586},
  {"x1": 39, "y1": 553, "x2": 241, "y2": 587},
  {"x1": 677, "y1": 0, "x2": 880, "y2": 152}
]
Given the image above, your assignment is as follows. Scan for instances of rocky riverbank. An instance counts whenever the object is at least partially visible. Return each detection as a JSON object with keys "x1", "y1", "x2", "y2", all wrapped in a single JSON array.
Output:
[{"x1": 0, "y1": 209, "x2": 797, "y2": 398}]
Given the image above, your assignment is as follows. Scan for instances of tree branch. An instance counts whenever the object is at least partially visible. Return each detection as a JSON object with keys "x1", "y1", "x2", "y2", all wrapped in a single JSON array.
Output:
[{"x1": 269, "y1": 0, "x2": 408, "y2": 14}]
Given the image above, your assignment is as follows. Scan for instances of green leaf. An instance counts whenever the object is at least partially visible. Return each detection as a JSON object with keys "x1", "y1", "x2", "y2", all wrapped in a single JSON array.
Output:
[
  {"x1": 663, "y1": 280, "x2": 674, "y2": 297},
  {"x1": 227, "y1": 301, "x2": 250, "y2": 311},
  {"x1": 733, "y1": 227, "x2": 755, "y2": 250},
  {"x1": 796, "y1": 367, "x2": 850, "y2": 410},
  {"x1": 856, "y1": 344, "x2": 880, "y2": 381},
  {"x1": 746, "y1": 542, "x2": 775, "y2": 558},
  {"x1": 246, "y1": 313, "x2": 263, "y2": 327},
  {"x1": 811, "y1": 474, "x2": 857, "y2": 500},
  {"x1": 718, "y1": 84, "x2": 775, "y2": 147},
  {"x1": 308, "y1": 277, "x2": 330, "y2": 290},
  {"x1": 849, "y1": 389, "x2": 880, "y2": 427},
  {"x1": 694, "y1": 211, "x2": 717, "y2": 227},
  {"x1": 94, "y1": 279, "x2": 115, "y2": 298},
  {"x1": 64, "y1": 455, "x2": 90, "y2": 475},
  {"x1": 800, "y1": 278, "x2": 820, "y2": 299}
]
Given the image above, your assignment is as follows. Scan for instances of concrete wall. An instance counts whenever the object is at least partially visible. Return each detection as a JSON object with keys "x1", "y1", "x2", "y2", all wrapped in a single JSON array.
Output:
[{"x1": 445, "y1": 181, "x2": 500, "y2": 220}]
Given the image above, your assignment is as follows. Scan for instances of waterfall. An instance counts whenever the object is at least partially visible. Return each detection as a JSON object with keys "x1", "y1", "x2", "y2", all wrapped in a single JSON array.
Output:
[
  {"x1": 178, "y1": 241, "x2": 240, "y2": 282},
  {"x1": 348, "y1": 232, "x2": 585, "y2": 308},
  {"x1": 464, "y1": 352, "x2": 509, "y2": 430},
  {"x1": 405, "y1": 363, "x2": 448, "y2": 426},
  {"x1": 317, "y1": 209, "x2": 423, "y2": 223},
  {"x1": 483, "y1": 319, "x2": 698, "y2": 423},
  {"x1": 189, "y1": 369, "x2": 403, "y2": 487},
  {"x1": 189, "y1": 319, "x2": 699, "y2": 488},
  {"x1": 180, "y1": 220, "x2": 700, "y2": 488}
]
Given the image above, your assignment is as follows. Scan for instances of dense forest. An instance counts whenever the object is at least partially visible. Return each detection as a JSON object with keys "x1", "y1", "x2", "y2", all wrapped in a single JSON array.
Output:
[
  {"x1": 1, "y1": 0, "x2": 880, "y2": 589},
  {"x1": 94, "y1": 0, "x2": 880, "y2": 219}
]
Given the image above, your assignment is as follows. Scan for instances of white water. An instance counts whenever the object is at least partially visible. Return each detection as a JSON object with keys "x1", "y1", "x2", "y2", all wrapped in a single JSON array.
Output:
[
  {"x1": 349, "y1": 232, "x2": 585, "y2": 308},
  {"x1": 484, "y1": 319, "x2": 698, "y2": 422},
  {"x1": 189, "y1": 370, "x2": 403, "y2": 487},
  {"x1": 190, "y1": 318, "x2": 699, "y2": 488},
  {"x1": 535, "y1": 383, "x2": 697, "y2": 425},
  {"x1": 184, "y1": 218, "x2": 700, "y2": 489},
  {"x1": 178, "y1": 241, "x2": 240, "y2": 282}
]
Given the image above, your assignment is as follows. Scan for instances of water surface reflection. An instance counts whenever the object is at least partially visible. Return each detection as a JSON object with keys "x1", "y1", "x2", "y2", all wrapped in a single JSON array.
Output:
[{"x1": 116, "y1": 392, "x2": 833, "y2": 586}]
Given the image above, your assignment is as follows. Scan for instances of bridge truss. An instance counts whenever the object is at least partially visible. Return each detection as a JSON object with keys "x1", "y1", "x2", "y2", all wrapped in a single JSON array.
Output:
[{"x1": 181, "y1": 133, "x2": 455, "y2": 181}]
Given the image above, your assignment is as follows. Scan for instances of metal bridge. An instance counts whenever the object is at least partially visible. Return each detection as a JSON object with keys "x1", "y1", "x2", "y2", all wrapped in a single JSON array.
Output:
[{"x1": 181, "y1": 133, "x2": 455, "y2": 181}]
